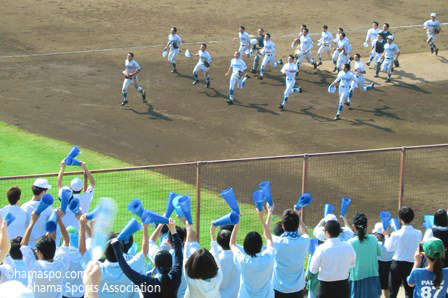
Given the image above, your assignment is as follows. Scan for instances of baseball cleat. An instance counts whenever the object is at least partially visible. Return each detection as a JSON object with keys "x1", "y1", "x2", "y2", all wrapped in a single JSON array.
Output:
[
  {"x1": 313, "y1": 62, "x2": 317, "y2": 69},
  {"x1": 370, "y1": 83, "x2": 375, "y2": 89},
  {"x1": 142, "y1": 92, "x2": 146, "y2": 103},
  {"x1": 206, "y1": 81, "x2": 210, "y2": 88},
  {"x1": 344, "y1": 101, "x2": 351, "y2": 107},
  {"x1": 250, "y1": 69, "x2": 256, "y2": 74},
  {"x1": 334, "y1": 114, "x2": 340, "y2": 121},
  {"x1": 317, "y1": 61, "x2": 322, "y2": 66},
  {"x1": 435, "y1": 48, "x2": 439, "y2": 56},
  {"x1": 374, "y1": 73, "x2": 379, "y2": 78},
  {"x1": 278, "y1": 104, "x2": 285, "y2": 111},
  {"x1": 385, "y1": 78, "x2": 391, "y2": 83},
  {"x1": 121, "y1": 100, "x2": 128, "y2": 106},
  {"x1": 171, "y1": 69, "x2": 177, "y2": 73},
  {"x1": 431, "y1": 47, "x2": 434, "y2": 54},
  {"x1": 258, "y1": 76, "x2": 263, "y2": 80},
  {"x1": 227, "y1": 99, "x2": 234, "y2": 105},
  {"x1": 366, "y1": 62, "x2": 370, "y2": 67},
  {"x1": 192, "y1": 80, "x2": 199, "y2": 85}
]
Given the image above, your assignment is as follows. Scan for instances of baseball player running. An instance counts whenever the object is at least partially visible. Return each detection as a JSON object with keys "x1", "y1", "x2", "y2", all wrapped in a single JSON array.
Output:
[
  {"x1": 164, "y1": 27, "x2": 183, "y2": 73},
  {"x1": 259, "y1": 33, "x2": 283, "y2": 80},
  {"x1": 317, "y1": 25, "x2": 334, "y2": 66},
  {"x1": 225, "y1": 51, "x2": 249, "y2": 105},
  {"x1": 378, "y1": 23, "x2": 392, "y2": 40},
  {"x1": 335, "y1": 32, "x2": 351, "y2": 72},
  {"x1": 329, "y1": 63, "x2": 358, "y2": 120},
  {"x1": 371, "y1": 34, "x2": 387, "y2": 75},
  {"x1": 250, "y1": 28, "x2": 265, "y2": 73},
  {"x1": 365, "y1": 21, "x2": 381, "y2": 65},
  {"x1": 292, "y1": 28, "x2": 317, "y2": 71},
  {"x1": 332, "y1": 28, "x2": 347, "y2": 72},
  {"x1": 234, "y1": 26, "x2": 251, "y2": 58},
  {"x1": 347, "y1": 54, "x2": 374, "y2": 103},
  {"x1": 121, "y1": 52, "x2": 146, "y2": 106},
  {"x1": 379, "y1": 35, "x2": 400, "y2": 82},
  {"x1": 424, "y1": 13, "x2": 442, "y2": 56},
  {"x1": 279, "y1": 55, "x2": 302, "y2": 110},
  {"x1": 191, "y1": 44, "x2": 212, "y2": 87}
]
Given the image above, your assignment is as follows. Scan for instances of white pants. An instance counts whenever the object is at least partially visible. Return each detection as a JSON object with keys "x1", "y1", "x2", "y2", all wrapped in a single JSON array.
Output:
[
  {"x1": 338, "y1": 86, "x2": 350, "y2": 105},
  {"x1": 122, "y1": 77, "x2": 141, "y2": 93},
  {"x1": 168, "y1": 48, "x2": 180, "y2": 63},
  {"x1": 229, "y1": 73, "x2": 246, "y2": 90},
  {"x1": 332, "y1": 50, "x2": 340, "y2": 64},
  {"x1": 261, "y1": 53, "x2": 278, "y2": 69},
  {"x1": 239, "y1": 44, "x2": 249, "y2": 56},
  {"x1": 317, "y1": 45, "x2": 332, "y2": 60},
  {"x1": 353, "y1": 75, "x2": 365, "y2": 90},
  {"x1": 193, "y1": 63, "x2": 209, "y2": 76},
  {"x1": 427, "y1": 33, "x2": 438, "y2": 44},
  {"x1": 337, "y1": 53, "x2": 348, "y2": 68},
  {"x1": 381, "y1": 57, "x2": 394, "y2": 75},
  {"x1": 373, "y1": 52, "x2": 383, "y2": 64},
  {"x1": 297, "y1": 50, "x2": 314, "y2": 64},
  {"x1": 284, "y1": 78, "x2": 296, "y2": 98}
]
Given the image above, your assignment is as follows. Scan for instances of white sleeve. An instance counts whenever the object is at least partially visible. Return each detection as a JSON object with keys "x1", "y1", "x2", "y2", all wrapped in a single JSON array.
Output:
[
  {"x1": 309, "y1": 246, "x2": 322, "y2": 274},
  {"x1": 209, "y1": 241, "x2": 221, "y2": 268},
  {"x1": 423, "y1": 21, "x2": 429, "y2": 27},
  {"x1": 148, "y1": 240, "x2": 161, "y2": 262},
  {"x1": 384, "y1": 232, "x2": 397, "y2": 252},
  {"x1": 291, "y1": 41, "x2": 296, "y2": 49},
  {"x1": 396, "y1": 45, "x2": 400, "y2": 54},
  {"x1": 20, "y1": 246, "x2": 38, "y2": 271},
  {"x1": 54, "y1": 246, "x2": 71, "y2": 272},
  {"x1": 242, "y1": 60, "x2": 247, "y2": 70},
  {"x1": 365, "y1": 29, "x2": 371, "y2": 42},
  {"x1": 309, "y1": 38, "x2": 313, "y2": 50},
  {"x1": 281, "y1": 64, "x2": 288, "y2": 74}
]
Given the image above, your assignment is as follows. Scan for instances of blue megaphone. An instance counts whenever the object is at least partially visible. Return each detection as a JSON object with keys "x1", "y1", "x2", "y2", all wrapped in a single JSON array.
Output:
[
  {"x1": 142, "y1": 210, "x2": 169, "y2": 225},
  {"x1": 252, "y1": 190, "x2": 265, "y2": 212},
  {"x1": 180, "y1": 196, "x2": 193, "y2": 224},
  {"x1": 340, "y1": 197, "x2": 351, "y2": 217},
  {"x1": 309, "y1": 238, "x2": 319, "y2": 257},
  {"x1": 423, "y1": 215, "x2": 434, "y2": 230},
  {"x1": 59, "y1": 188, "x2": 72, "y2": 213},
  {"x1": 220, "y1": 188, "x2": 240, "y2": 214},
  {"x1": 380, "y1": 211, "x2": 391, "y2": 231},
  {"x1": 3, "y1": 212, "x2": 15, "y2": 226},
  {"x1": 68, "y1": 197, "x2": 81, "y2": 216},
  {"x1": 86, "y1": 205, "x2": 102, "y2": 220},
  {"x1": 128, "y1": 199, "x2": 144, "y2": 218},
  {"x1": 165, "y1": 193, "x2": 177, "y2": 218},
  {"x1": 36, "y1": 194, "x2": 54, "y2": 215},
  {"x1": 259, "y1": 181, "x2": 273, "y2": 206},
  {"x1": 45, "y1": 211, "x2": 58, "y2": 233},
  {"x1": 212, "y1": 212, "x2": 240, "y2": 226},
  {"x1": 65, "y1": 146, "x2": 81, "y2": 166},
  {"x1": 295, "y1": 193, "x2": 313, "y2": 210},
  {"x1": 390, "y1": 217, "x2": 400, "y2": 232},
  {"x1": 173, "y1": 195, "x2": 187, "y2": 217},
  {"x1": 117, "y1": 218, "x2": 142, "y2": 241},
  {"x1": 324, "y1": 204, "x2": 335, "y2": 217}
]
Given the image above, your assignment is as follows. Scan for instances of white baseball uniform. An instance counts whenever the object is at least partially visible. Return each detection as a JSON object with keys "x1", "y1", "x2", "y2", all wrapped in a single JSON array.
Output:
[
  {"x1": 229, "y1": 58, "x2": 248, "y2": 100},
  {"x1": 423, "y1": 19, "x2": 441, "y2": 43},
  {"x1": 295, "y1": 35, "x2": 315, "y2": 66},
  {"x1": 336, "y1": 70, "x2": 357, "y2": 106},
  {"x1": 332, "y1": 34, "x2": 351, "y2": 64},
  {"x1": 260, "y1": 40, "x2": 279, "y2": 75},
  {"x1": 336, "y1": 39, "x2": 350, "y2": 69},
  {"x1": 168, "y1": 34, "x2": 182, "y2": 64},
  {"x1": 365, "y1": 28, "x2": 381, "y2": 45},
  {"x1": 122, "y1": 59, "x2": 144, "y2": 96},
  {"x1": 239, "y1": 32, "x2": 250, "y2": 56},
  {"x1": 193, "y1": 50, "x2": 212, "y2": 74},
  {"x1": 317, "y1": 31, "x2": 334, "y2": 60},
  {"x1": 352, "y1": 60, "x2": 367, "y2": 90},
  {"x1": 280, "y1": 63, "x2": 300, "y2": 104},
  {"x1": 381, "y1": 43, "x2": 400, "y2": 75}
]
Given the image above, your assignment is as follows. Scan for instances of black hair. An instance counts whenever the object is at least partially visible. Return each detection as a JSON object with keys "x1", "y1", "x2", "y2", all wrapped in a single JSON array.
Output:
[
  {"x1": 373, "y1": 21, "x2": 379, "y2": 26},
  {"x1": 155, "y1": 250, "x2": 173, "y2": 274},
  {"x1": 266, "y1": 33, "x2": 271, "y2": 38},
  {"x1": 201, "y1": 43, "x2": 207, "y2": 49},
  {"x1": 301, "y1": 24, "x2": 307, "y2": 28},
  {"x1": 36, "y1": 235, "x2": 56, "y2": 260},
  {"x1": 219, "y1": 225, "x2": 235, "y2": 232},
  {"x1": 378, "y1": 34, "x2": 384, "y2": 39},
  {"x1": 244, "y1": 231, "x2": 262, "y2": 257},
  {"x1": 338, "y1": 27, "x2": 344, "y2": 32},
  {"x1": 384, "y1": 23, "x2": 390, "y2": 29},
  {"x1": 10, "y1": 237, "x2": 23, "y2": 260},
  {"x1": 325, "y1": 221, "x2": 342, "y2": 238},
  {"x1": 340, "y1": 32, "x2": 346, "y2": 38},
  {"x1": 105, "y1": 233, "x2": 121, "y2": 262},
  {"x1": 282, "y1": 209, "x2": 299, "y2": 232},
  {"x1": 434, "y1": 209, "x2": 448, "y2": 227},
  {"x1": 288, "y1": 54, "x2": 295, "y2": 60},
  {"x1": 429, "y1": 255, "x2": 444, "y2": 288},
  {"x1": 32, "y1": 186, "x2": 46, "y2": 196},
  {"x1": 185, "y1": 249, "x2": 218, "y2": 280},
  {"x1": 352, "y1": 213, "x2": 368, "y2": 242},
  {"x1": 273, "y1": 221, "x2": 284, "y2": 236},
  {"x1": 398, "y1": 206, "x2": 414, "y2": 224},
  {"x1": 161, "y1": 224, "x2": 169, "y2": 235},
  {"x1": 240, "y1": 26, "x2": 245, "y2": 30},
  {"x1": 123, "y1": 235, "x2": 134, "y2": 253},
  {"x1": 169, "y1": 226, "x2": 186, "y2": 244},
  {"x1": 171, "y1": 27, "x2": 177, "y2": 33},
  {"x1": 323, "y1": 25, "x2": 328, "y2": 29},
  {"x1": 7, "y1": 186, "x2": 21, "y2": 205},
  {"x1": 217, "y1": 229, "x2": 231, "y2": 250},
  {"x1": 128, "y1": 52, "x2": 134, "y2": 58},
  {"x1": 355, "y1": 53, "x2": 361, "y2": 58},
  {"x1": 344, "y1": 63, "x2": 351, "y2": 71},
  {"x1": 259, "y1": 28, "x2": 264, "y2": 32},
  {"x1": 303, "y1": 28, "x2": 309, "y2": 33}
]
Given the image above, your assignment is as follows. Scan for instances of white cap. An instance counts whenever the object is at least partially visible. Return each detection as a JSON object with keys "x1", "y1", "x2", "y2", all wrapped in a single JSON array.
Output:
[
  {"x1": 387, "y1": 35, "x2": 394, "y2": 40},
  {"x1": 58, "y1": 186, "x2": 73, "y2": 198},
  {"x1": 372, "y1": 222, "x2": 384, "y2": 234},
  {"x1": 33, "y1": 178, "x2": 51, "y2": 189},
  {"x1": 70, "y1": 177, "x2": 83, "y2": 192},
  {"x1": 324, "y1": 214, "x2": 338, "y2": 222},
  {"x1": 431, "y1": 12, "x2": 437, "y2": 17}
]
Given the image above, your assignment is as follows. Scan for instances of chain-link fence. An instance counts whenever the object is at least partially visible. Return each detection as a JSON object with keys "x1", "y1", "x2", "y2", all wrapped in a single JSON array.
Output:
[{"x1": 1, "y1": 144, "x2": 447, "y2": 246}]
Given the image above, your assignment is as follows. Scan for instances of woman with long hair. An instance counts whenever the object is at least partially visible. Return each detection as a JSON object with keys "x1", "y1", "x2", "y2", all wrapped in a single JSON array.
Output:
[{"x1": 423, "y1": 209, "x2": 448, "y2": 267}]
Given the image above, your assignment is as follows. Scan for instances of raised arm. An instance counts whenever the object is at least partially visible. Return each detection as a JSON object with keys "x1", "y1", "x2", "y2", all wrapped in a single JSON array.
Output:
[
  {"x1": 258, "y1": 209, "x2": 273, "y2": 249},
  {"x1": 57, "y1": 160, "x2": 66, "y2": 189},
  {"x1": 229, "y1": 223, "x2": 239, "y2": 254},
  {"x1": 142, "y1": 223, "x2": 149, "y2": 257},
  {"x1": 266, "y1": 203, "x2": 274, "y2": 227},
  {"x1": 210, "y1": 222, "x2": 217, "y2": 242},
  {"x1": 295, "y1": 209, "x2": 308, "y2": 235},
  {"x1": 149, "y1": 222, "x2": 165, "y2": 242},
  {"x1": 21, "y1": 211, "x2": 40, "y2": 246},
  {"x1": 79, "y1": 214, "x2": 87, "y2": 256},
  {"x1": 81, "y1": 162, "x2": 96, "y2": 188},
  {"x1": 168, "y1": 220, "x2": 183, "y2": 283},
  {"x1": 57, "y1": 209, "x2": 69, "y2": 247},
  {"x1": 0, "y1": 220, "x2": 11, "y2": 262}
]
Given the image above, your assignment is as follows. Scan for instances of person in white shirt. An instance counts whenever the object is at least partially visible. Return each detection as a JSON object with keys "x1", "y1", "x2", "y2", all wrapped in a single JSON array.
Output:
[
  {"x1": 120, "y1": 52, "x2": 146, "y2": 106},
  {"x1": 0, "y1": 220, "x2": 12, "y2": 282},
  {"x1": 372, "y1": 223, "x2": 394, "y2": 298},
  {"x1": 347, "y1": 53, "x2": 374, "y2": 103},
  {"x1": 210, "y1": 224, "x2": 240, "y2": 298},
  {"x1": 21, "y1": 178, "x2": 53, "y2": 249},
  {"x1": 0, "y1": 186, "x2": 27, "y2": 239},
  {"x1": 1, "y1": 237, "x2": 27, "y2": 286},
  {"x1": 423, "y1": 13, "x2": 442, "y2": 56},
  {"x1": 20, "y1": 209, "x2": 71, "y2": 298},
  {"x1": 230, "y1": 204, "x2": 275, "y2": 298},
  {"x1": 309, "y1": 220, "x2": 356, "y2": 298},
  {"x1": 383, "y1": 206, "x2": 422, "y2": 298},
  {"x1": 249, "y1": 28, "x2": 265, "y2": 73},
  {"x1": 329, "y1": 63, "x2": 359, "y2": 120},
  {"x1": 365, "y1": 21, "x2": 380, "y2": 64},
  {"x1": 225, "y1": 51, "x2": 249, "y2": 105},
  {"x1": 191, "y1": 43, "x2": 212, "y2": 88},
  {"x1": 279, "y1": 55, "x2": 302, "y2": 110},
  {"x1": 335, "y1": 32, "x2": 351, "y2": 72},
  {"x1": 258, "y1": 33, "x2": 283, "y2": 80},
  {"x1": 379, "y1": 35, "x2": 400, "y2": 83},
  {"x1": 317, "y1": 25, "x2": 334, "y2": 66},
  {"x1": 164, "y1": 27, "x2": 183, "y2": 73},
  {"x1": 272, "y1": 207, "x2": 310, "y2": 297},
  {"x1": 234, "y1": 26, "x2": 250, "y2": 58},
  {"x1": 313, "y1": 213, "x2": 355, "y2": 242},
  {"x1": 292, "y1": 28, "x2": 317, "y2": 72},
  {"x1": 332, "y1": 28, "x2": 345, "y2": 72}
]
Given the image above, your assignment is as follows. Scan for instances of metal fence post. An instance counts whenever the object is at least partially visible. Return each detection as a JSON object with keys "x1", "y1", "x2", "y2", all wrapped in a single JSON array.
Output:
[
  {"x1": 301, "y1": 155, "x2": 308, "y2": 221},
  {"x1": 398, "y1": 147, "x2": 406, "y2": 210},
  {"x1": 195, "y1": 162, "x2": 202, "y2": 242}
]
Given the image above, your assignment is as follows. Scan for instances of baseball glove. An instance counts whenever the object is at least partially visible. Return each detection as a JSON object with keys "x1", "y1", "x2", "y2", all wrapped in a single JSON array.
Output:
[
  {"x1": 435, "y1": 28, "x2": 440, "y2": 34},
  {"x1": 172, "y1": 42, "x2": 178, "y2": 49},
  {"x1": 204, "y1": 61, "x2": 210, "y2": 68},
  {"x1": 394, "y1": 59, "x2": 400, "y2": 67},
  {"x1": 238, "y1": 71, "x2": 244, "y2": 79}
]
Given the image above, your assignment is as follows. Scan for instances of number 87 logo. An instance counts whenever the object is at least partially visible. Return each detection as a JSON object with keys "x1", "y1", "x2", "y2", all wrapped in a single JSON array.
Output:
[{"x1": 420, "y1": 285, "x2": 443, "y2": 298}]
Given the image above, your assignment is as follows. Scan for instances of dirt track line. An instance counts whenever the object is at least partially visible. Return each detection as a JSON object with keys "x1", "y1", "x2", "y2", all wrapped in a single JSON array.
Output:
[{"x1": 0, "y1": 23, "x2": 446, "y2": 60}]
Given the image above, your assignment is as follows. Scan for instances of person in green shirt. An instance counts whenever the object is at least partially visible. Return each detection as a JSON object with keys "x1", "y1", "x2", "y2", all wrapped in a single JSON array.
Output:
[{"x1": 348, "y1": 213, "x2": 382, "y2": 298}]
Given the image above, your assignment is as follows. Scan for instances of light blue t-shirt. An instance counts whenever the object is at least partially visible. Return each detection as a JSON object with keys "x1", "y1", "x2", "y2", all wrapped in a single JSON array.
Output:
[
  {"x1": 272, "y1": 233, "x2": 310, "y2": 293},
  {"x1": 407, "y1": 268, "x2": 448, "y2": 298},
  {"x1": 378, "y1": 241, "x2": 394, "y2": 262}
]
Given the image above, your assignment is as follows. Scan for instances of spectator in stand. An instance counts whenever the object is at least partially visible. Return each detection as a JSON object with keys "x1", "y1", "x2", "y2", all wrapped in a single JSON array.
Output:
[
  {"x1": 408, "y1": 238, "x2": 448, "y2": 297},
  {"x1": 0, "y1": 187, "x2": 27, "y2": 239},
  {"x1": 305, "y1": 240, "x2": 322, "y2": 298},
  {"x1": 313, "y1": 213, "x2": 354, "y2": 242},
  {"x1": 272, "y1": 208, "x2": 310, "y2": 297},
  {"x1": 21, "y1": 178, "x2": 53, "y2": 248},
  {"x1": 184, "y1": 222, "x2": 223, "y2": 298},
  {"x1": 230, "y1": 204, "x2": 275, "y2": 297},
  {"x1": 0, "y1": 220, "x2": 12, "y2": 282},
  {"x1": 210, "y1": 224, "x2": 240, "y2": 297},
  {"x1": 347, "y1": 213, "x2": 381, "y2": 298},
  {"x1": 383, "y1": 206, "x2": 422, "y2": 298},
  {"x1": 0, "y1": 237, "x2": 27, "y2": 286},
  {"x1": 310, "y1": 220, "x2": 356, "y2": 298},
  {"x1": 372, "y1": 223, "x2": 394, "y2": 298},
  {"x1": 423, "y1": 209, "x2": 448, "y2": 267}
]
